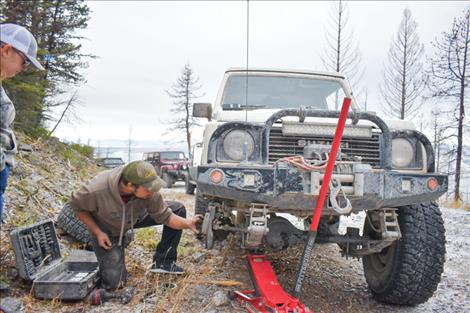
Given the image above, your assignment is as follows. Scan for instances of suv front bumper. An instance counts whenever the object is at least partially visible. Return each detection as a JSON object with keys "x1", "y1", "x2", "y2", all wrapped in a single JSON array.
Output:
[
  {"x1": 166, "y1": 169, "x2": 186, "y2": 180},
  {"x1": 196, "y1": 164, "x2": 447, "y2": 214}
]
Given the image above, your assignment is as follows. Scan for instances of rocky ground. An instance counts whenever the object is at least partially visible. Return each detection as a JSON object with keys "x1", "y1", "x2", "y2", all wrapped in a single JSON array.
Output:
[{"x1": 0, "y1": 134, "x2": 469, "y2": 313}]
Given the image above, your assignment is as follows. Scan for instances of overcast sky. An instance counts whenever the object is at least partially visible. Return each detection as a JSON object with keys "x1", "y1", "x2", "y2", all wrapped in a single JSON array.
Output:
[{"x1": 52, "y1": 1, "x2": 468, "y2": 149}]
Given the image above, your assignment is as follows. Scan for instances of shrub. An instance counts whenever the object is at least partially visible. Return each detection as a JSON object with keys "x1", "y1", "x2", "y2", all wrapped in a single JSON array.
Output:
[{"x1": 70, "y1": 143, "x2": 94, "y2": 158}]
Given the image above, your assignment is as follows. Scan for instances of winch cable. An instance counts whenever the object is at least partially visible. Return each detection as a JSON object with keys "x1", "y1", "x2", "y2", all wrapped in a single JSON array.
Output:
[
  {"x1": 292, "y1": 97, "x2": 352, "y2": 298},
  {"x1": 276, "y1": 155, "x2": 328, "y2": 171},
  {"x1": 275, "y1": 156, "x2": 352, "y2": 214}
]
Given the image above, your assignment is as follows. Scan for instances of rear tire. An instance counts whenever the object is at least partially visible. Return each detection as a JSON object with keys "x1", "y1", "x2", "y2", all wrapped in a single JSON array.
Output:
[
  {"x1": 304, "y1": 216, "x2": 340, "y2": 243},
  {"x1": 185, "y1": 175, "x2": 196, "y2": 195},
  {"x1": 362, "y1": 202, "x2": 446, "y2": 305}
]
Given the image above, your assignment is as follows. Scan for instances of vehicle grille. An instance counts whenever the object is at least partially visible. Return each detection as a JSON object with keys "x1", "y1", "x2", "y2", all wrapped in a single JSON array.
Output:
[{"x1": 268, "y1": 127, "x2": 382, "y2": 168}]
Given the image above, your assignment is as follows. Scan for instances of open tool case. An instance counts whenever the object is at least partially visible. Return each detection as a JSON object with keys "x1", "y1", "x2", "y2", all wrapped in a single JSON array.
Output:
[{"x1": 10, "y1": 219, "x2": 99, "y2": 299}]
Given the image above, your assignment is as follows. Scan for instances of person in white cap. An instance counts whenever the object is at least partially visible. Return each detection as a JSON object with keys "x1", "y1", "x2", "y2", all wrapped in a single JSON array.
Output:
[{"x1": 0, "y1": 23, "x2": 44, "y2": 222}]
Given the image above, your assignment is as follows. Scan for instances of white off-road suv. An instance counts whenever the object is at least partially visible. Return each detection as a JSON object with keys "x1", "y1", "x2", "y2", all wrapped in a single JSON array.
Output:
[{"x1": 193, "y1": 68, "x2": 447, "y2": 305}]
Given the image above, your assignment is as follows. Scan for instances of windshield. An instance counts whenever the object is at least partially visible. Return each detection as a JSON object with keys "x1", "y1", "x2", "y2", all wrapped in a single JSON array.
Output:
[
  {"x1": 161, "y1": 152, "x2": 185, "y2": 160},
  {"x1": 221, "y1": 74, "x2": 346, "y2": 111}
]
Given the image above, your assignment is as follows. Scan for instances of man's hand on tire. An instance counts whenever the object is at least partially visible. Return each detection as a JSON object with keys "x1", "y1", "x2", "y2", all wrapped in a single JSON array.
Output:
[{"x1": 187, "y1": 215, "x2": 203, "y2": 234}]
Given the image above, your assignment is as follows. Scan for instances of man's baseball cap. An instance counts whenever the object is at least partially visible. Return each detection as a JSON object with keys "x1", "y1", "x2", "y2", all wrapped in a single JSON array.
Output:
[
  {"x1": 122, "y1": 161, "x2": 164, "y2": 193},
  {"x1": 0, "y1": 23, "x2": 44, "y2": 70}
]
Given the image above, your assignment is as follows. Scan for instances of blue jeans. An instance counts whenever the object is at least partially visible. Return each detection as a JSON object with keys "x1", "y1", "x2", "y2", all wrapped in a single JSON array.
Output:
[{"x1": 0, "y1": 165, "x2": 10, "y2": 222}]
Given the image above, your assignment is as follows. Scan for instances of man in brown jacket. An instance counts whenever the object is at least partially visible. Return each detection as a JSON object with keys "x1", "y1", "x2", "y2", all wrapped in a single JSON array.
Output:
[{"x1": 71, "y1": 160, "x2": 202, "y2": 290}]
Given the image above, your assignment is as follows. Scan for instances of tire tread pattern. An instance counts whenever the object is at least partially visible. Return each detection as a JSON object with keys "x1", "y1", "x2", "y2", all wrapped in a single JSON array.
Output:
[
  {"x1": 57, "y1": 203, "x2": 93, "y2": 245},
  {"x1": 365, "y1": 202, "x2": 446, "y2": 305}
]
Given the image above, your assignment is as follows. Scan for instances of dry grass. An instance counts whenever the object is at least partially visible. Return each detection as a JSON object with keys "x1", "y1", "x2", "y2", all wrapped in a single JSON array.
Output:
[{"x1": 440, "y1": 199, "x2": 470, "y2": 210}]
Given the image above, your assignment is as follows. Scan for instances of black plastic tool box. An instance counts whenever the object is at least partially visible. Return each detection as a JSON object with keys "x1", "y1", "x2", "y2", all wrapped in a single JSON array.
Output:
[{"x1": 10, "y1": 219, "x2": 99, "y2": 299}]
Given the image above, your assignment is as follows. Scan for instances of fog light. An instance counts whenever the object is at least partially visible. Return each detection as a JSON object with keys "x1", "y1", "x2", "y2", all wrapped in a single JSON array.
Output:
[
  {"x1": 243, "y1": 173, "x2": 255, "y2": 187},
  {"x1": 401, "y1": 180, "x2": 412, "y2": 192},
  {"x1": 210, "y1": 169, "x2": 224, "y2": 184},
  {"x1": 427, "y1": 177, "x2": 438, "y2": 191}
]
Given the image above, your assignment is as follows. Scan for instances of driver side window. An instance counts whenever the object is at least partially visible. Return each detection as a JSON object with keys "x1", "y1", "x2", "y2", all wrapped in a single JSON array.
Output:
[{"x1": 325, "y1": 89, "x2": 347, "y2": 110}]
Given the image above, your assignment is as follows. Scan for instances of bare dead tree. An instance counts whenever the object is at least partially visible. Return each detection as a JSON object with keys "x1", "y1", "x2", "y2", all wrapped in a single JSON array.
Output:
[
  {"x1": 166, "y1": 63, "x2": 203, "y2": 159},
  {"x1": 47, "y1": 91, "x2": 79, "y2": 138},
  {"x1": 380, "y1": 8, "x2": 425, "y2": 119},
  {"x1": 430, "y1": 109, "x2": 455, "y2": 172},
  {"x1": 427, "y1": 8, "x2": 470, "y2": 203},
  {"x1": 320, "y1": 0, "x2": 364, "y2": 109}
]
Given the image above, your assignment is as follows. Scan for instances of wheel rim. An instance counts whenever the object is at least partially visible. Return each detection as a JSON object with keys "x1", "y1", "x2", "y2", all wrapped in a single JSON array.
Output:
[
  {"x1": 363, "y1": 213, "x2": 398, "y2": 293},
  {"x1": 368, "y1": 243, "x2": 396, "y2": 274}
]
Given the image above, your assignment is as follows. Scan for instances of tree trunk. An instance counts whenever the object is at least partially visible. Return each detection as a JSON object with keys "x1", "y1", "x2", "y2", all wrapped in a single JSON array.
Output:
[
  {"x1": 453, "y1": 14, "x2": 468, "y2": 203},
  {"x1": 47, "y1": 92, "x2": 76, "y2": 138},
  {"x1": 185, "y1": 78, "x2": 191, "y2": 159},
  {"x1": 400, "y1": 23, "x2": 408, "y2": 120},
  {"x1": 43, "y1": 0, "x2": 61, "y2": 80}
]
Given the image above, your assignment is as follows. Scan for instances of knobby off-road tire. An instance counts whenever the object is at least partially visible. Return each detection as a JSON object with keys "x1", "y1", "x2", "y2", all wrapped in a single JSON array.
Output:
[
  {"x1": 195, "y1": 191, "x2": 209, "y2": 234},
  {"x1": 362, "y1": 202, "x2": 446, "y2": 305},
  {"x1": 57, "y1": 203, "x2": 93, "y2": 245},
  {"x1": 57, "y1": 203, "x2": 133, "y2": 248}
]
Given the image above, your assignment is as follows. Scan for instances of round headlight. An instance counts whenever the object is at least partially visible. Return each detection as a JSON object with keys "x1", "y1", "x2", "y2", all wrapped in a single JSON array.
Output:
[
  {"x1": 222, "y1": 130, "x2": 255, "y2": 161},
  {"x1": 392, "y1": 138, "x2": 414, "y2": 168}
]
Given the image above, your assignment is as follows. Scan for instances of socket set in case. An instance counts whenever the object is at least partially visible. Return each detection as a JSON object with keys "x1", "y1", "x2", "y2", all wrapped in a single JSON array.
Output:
[{"x1": 10, "y1": 219, "x2": 99, "y2": 299}]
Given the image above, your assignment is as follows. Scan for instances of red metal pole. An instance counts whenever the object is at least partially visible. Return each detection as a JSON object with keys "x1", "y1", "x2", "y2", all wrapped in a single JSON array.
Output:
[
  {"x1": 310, "y1": 97, "x2": 351, "y2": 231},
  {"x1": 293, "y1": 97, "x2": 351, "y2": 297}
]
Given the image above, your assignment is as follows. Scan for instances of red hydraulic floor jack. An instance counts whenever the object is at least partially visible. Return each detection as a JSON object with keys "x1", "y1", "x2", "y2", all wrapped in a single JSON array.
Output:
[{"x1": 234, "y1": 98, "x2": 352, "y2": 313}]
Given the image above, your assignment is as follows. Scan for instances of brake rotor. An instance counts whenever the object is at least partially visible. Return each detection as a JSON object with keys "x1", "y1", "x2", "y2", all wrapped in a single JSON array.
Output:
[{"x1": 202, "y1": 206, "x2": 216, "y2": 249}]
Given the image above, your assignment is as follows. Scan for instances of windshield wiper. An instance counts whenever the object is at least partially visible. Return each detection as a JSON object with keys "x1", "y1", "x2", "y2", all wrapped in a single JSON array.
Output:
[{"x1": 222, "y1": 103, "x2": 266, "y2": 110}]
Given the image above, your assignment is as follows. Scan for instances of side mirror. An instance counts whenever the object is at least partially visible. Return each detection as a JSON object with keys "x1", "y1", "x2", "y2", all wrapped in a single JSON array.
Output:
[{"x1": 193, "y1": 103, "x2": 212, "y2": 120}]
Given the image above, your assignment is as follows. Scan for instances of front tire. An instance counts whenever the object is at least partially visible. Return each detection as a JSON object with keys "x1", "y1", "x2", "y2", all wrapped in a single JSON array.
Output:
[
  {"x1": 57, "y1": 204, "x2": 143, "y2": 248},
  {"x1": 362, "y1": 202, "x2": 446, "y2": 305},
  {"x1": 57, "y1": 203, "x2": 93, "y2": 245}
]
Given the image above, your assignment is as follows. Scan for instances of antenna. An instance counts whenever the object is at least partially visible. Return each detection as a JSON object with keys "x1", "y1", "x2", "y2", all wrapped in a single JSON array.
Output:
[{"x1": 245, "y1": 0, "x2": 250, "y2": 121}]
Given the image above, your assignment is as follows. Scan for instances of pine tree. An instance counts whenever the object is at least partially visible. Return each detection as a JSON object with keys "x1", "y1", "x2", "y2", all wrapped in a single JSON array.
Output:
[
  {"x1": 0, "y1": 0, "x2": 93, "y2": 134},
  {"x1": 379, "y1": 8, "x2": 425, "y2": 120},
  {"x1": 320, "y1": 0, "x2": 364, "y2": 109},
  {"x1": 166, "y1": 64, "x2": 203, "y2": 158}
]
